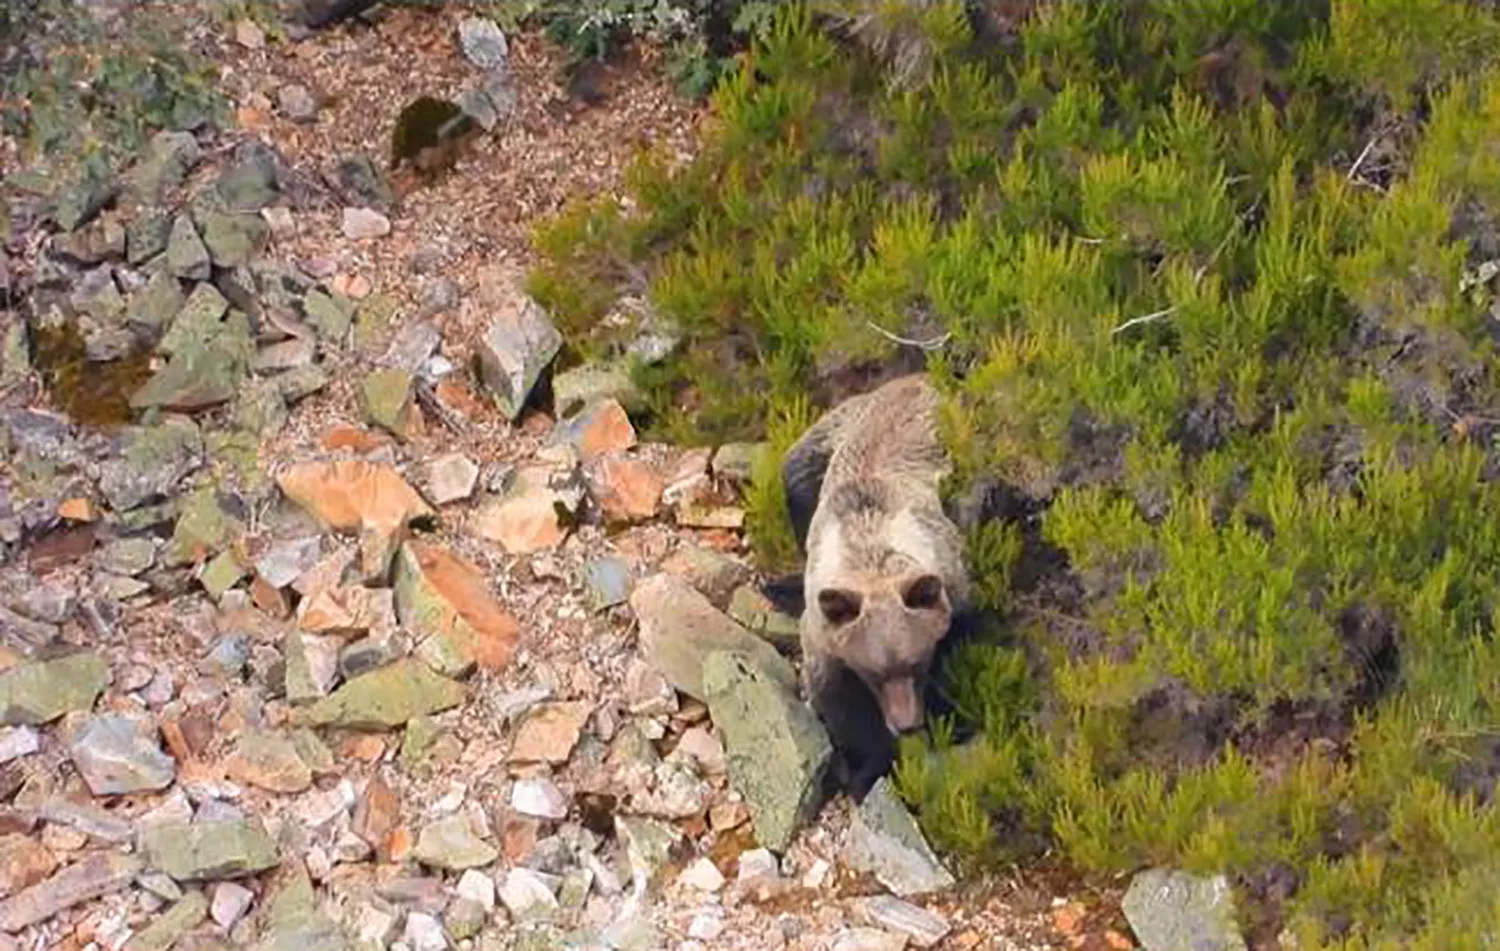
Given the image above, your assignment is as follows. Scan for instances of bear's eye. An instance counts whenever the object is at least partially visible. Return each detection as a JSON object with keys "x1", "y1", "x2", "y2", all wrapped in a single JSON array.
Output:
[
  {"x1": 902, "y1": 574, "x2": 944, "y2": 610},
  {"x1": 817, "y1": 588, "x2": 862, "y2": 627}
]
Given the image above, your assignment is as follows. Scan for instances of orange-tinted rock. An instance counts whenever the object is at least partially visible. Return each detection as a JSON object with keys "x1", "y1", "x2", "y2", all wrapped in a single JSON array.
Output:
[
  {"x1": 395, "y1": 542, "x2": 520, "y2": 677},
  {"x1": 509, "y1": 702, "x2": 592, "y2": 764},
  {"x1": 556, "y1": 399, "x2": 635, "y2": 461},
  {"x1": 342, "y1": 734, "x2": 386, "y2": 762},
  {"x1": 434, "y1": 379, "x2": 487, "y2": 421},
  {"x1": 473, "y1": 488, "x2": 565, "y2": 555},
  {"x1": 587, "y1": 454, "x2": 663, "y2": 524},
  {"x1": 354, "y1": 773, "x2": 400, "y2": 852},
  {"x1": 249, "y1": 576, "x2": 290, "y2": 618},
  {"x1": 320, "y1": 425, "x2": 390, "y2": 453},
  {"x1": 276, "y1": 460, "x2": 433, "y2": 576},
  {"x1": 57, "y1": 498, "x2": 95, "y2": 522},
  {"x1": 0, "y1": 835, "x2": 58, "y2": 894}
]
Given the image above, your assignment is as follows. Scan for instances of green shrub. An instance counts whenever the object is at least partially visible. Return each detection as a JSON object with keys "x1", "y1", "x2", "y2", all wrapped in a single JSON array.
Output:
[{"x1": 528, "y1": 1, "x2": 1500, "y2": 944}]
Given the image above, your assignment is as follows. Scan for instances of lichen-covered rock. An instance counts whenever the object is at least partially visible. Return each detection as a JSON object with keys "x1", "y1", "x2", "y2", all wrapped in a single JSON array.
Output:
[
  {"x1": 140, "y1": 819, "x2": 280, "y2": 881},
  {"x1": 126, "y1": 210, "x2": 173, "y2": 266},
  {"x1": 303, "y1": 289, "x2": 355, "y2": 344},
  {"x1": 127, "y1": 130, "x2": 202, "y2": 204},
  {"x1": 166, "y1": 215, "x2": 211, "y2": 280},
  {"x1": 98, "y1": 418, "x2": 203, "y2": 513},
  {"x1": 126, "y1": 269, "x2": 186, "y2": 335},
  {"x1": 303, "y1": 659, "x2": 466, "y2": 729},
  {"x1": 122, "y1": 890, "x2": 207, "y2": 951},
  {"x1": 703, "y1": 649, "x2": 831, "y2": 853},
  {"x1": 1122, "y1": 868, "x2": 1248, "y2": 951},
  {"x1": 359, "y1": 368, "x2": 418, "y2": 440},
  {"x1": 131, "y1": 311, "x2": 255, "y2": 411},
  {"x1": 200, "y1": 210, "x2": 269, "y2": 269},
  {"x1": 225, "y1": 731, "x2": 313, "y2": 794},
  {"x1": 0, "y1": 654, "x2": 109, "y2": 726}
]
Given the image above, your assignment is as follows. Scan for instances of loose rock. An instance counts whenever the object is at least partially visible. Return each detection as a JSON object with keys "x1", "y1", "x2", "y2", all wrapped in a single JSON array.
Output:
[
  {"x1": 418, "y1": 452, "x2": 479, "y2": 505},
  {"x1": 510, "y1": 701, "x2": 591, "y2": 764},
  {"x1": 69, "y1": 714, "x2": 176, "y2": 795},
  {"x1": 342, "y1": 207, "x2": 391, "y2": 240},
  {"x1": 845, "y1": 778, "x2": 955, "y2": 897},
  {"x1": 498, "y1": 867, "x2": 558, "y2": 920},
  {"x1": 0, "y1": 851, "x2": 142, "y2": 932},
  {"x1": 1122, "y1": 868, "x2": 1248, "y2": 951},
  {"x1": 511, "y1": 776, "x2": 569, "y2": 820},
  {"x1": 395, "y1": 541, "x2": 519, "y2": 678},
  {"x1": 139, "y1": 818, "x2": 279, "y2": 881},
  {"x1": 414, "y1": 814, "x2": 498, "y2": 871},
  {"x1": 124, "y1": 891, "x2": 207, "y2": 951},
  {"x1": 211, "y1": 881, "x2": 254, "y2": 928},
  {"x1": 703, "y1": 650, "x2": 831, "y2": 852},
  {"x1": 629, "y1": 573, "x2": 795, "y2": 701},
  {"x1": 303, "y1": 659, "x2": 466, "y2": 729},
  {"x1": 225, "y1": 730, "x2": 313, "y2": 794},
  {"x1": 474, "y1": 288, "x2": 562, "y2": 421},
  {"x1": 853, "y1": 897, "x2": 951, "y2": 949},
  {"x1": 458, "y1": 17, "x2": 509, "y2": 71},
  {"x1": 0, "y1": 654, "x2": 108, "y2": 725}
]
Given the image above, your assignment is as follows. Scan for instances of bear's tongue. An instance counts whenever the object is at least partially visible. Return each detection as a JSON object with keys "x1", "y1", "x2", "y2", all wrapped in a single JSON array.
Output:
[{"x1": 878, "y1": 678, "x2": 924, "y2": 735}]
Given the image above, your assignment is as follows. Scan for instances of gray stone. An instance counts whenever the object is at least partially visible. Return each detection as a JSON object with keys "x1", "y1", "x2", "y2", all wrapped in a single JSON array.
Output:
[
  {"x1": 0, "y1": 851, "x2": 143, "y2": 932},
  {"x1": 628, "y1": 573, "x2": 795, "y2": 701},
  {"x1": 126, "y1": 210, "x2": 173, "y2": 266},
  {"x1": 277, "y1": 364, "x2": 329, "y2": 402},
  {"x1": 254, "y1": 336, "x2": 316, "y2": 372},
  {"x1": 711, "y1": 442, "x2": 767, "y2": 484},
  {"x1": 831, "y1": 928, "x2": 908, "y2": 951},
  {"x1": 124, "y1": 890, "x2": 208, "y2": 951},
  {"x1": 211, "y1": 881, "x2": 254, "y2": 928},
  {"x1": 456, "y1": 869, "x2": 495, "y2": 910},
  {"x1": 14, "y1": 578, "x2": 75, "y2": 624},
  {"x1": 456, "y1": 87, "x2": 500, "y2": 131},
  {"x1": 55, "y1": 176, "x2": 116, "y2": 232},
  {"x1": 497, "y1": 868, "x2": 557, "y2": 921},
  {"x1": 846, "y1": 778, "x2": 954, "y2": 897},
  {"x1": 127, "y1": 269, "x2": 186, "y2": 334},
  {"x1": 418, "y1": 453, "x2": 479, "y2": 505},
  {"x1": 284, "y1": 631, "x2": 340, "y2": 705},
  {"x1": 128, "y1": 131, "x2": 201, "y2": 204},
  {"x1": 404, "y1": 911, "x2": 449, "y2": 951},
  {"x1": 256, "y1": 536, "x2": 321, "y2": 589},
  {"x1": 359, "y1": 368, "x2": 416, "y2": 439},
  {"x1": 207, "y1": 633, "x2": 251, "y2": 676},
  {"x1": 614, "y1": 815, "x2": 683, "y2": 891},
  {"x1": 0, "y1": 654, "x2": 109, "y2": 725},
  {"x1": 338, "y1": 635, "x2": 401, "y2": 682},
  {"x1": 278, "y1": 84, "x2": 319, "y2": 123},
  {"x1": 233, "y1": 379, "x2": 289, "y2": 436},
  {"x1": 458, "y1": 17, "x2": 509, "y2": 71},
  {"x1": 166, "y1": 215, "x2": 211, "y2": 280},
  {"x1": 445, "y1": 896, "x2": 486, "y2": 940},
  {"x1": 335, "y1": 155, "x2": 392, "y2": 211},
  {"x1": 511, "y1": 776, "x2": 569, "y2": 820},
  {"x1": 139, "y1": 818, "x2": 280, "y2": 881},
  {"x1": 414, "y1": 814, "x2": 498, "y2": 871},
  {"x1": 69, "y1": 714, "x2": 176, "y2": 795},
  {"x1": 159, "y1": 282, "x2": 229, "y2": 356},
  {"x1": 475, "y1": 293, "x2": 561, "y2": 421},
  {"x1": 201, "y1": 211, "x2": 268, "y2": 269},
  {"x1": 99, "y1": 418, "x2": 202, "y2": 512},
  {"x1": 703, "y1": 650, "x2": 830, "y2": 852},
  {"x1": 131, "y1": 311, "x2": 254, "y2": 411},
  {"x1": 853, "y1": 896, "x2": 950, "y2": 949},
  {"x1": 216, "y1": 147, "x2": 279, "y2": 212},
  {"x1": 36, "y1": 798, "x2": 133, "y2": 842},
  {"x1": 584, "y1": 557, "x2": 631, "y2": 612},
  {"x1": 381, "y1": 318, "x2": 441, "y2": 371},
  {"x1": 0, "y1": 727, "x2": 38, "y2": 764},
  {"x1": 1122, "y1": 868, "x2": 1248, "y2": 951}
]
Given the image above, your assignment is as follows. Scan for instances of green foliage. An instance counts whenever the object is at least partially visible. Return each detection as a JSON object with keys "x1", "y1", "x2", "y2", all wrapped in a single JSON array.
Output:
[
  {"x1": 528, "y1": 1, "x2": 1500, "y2": 945},
  {"x1": 1, "y1": 0, "x2": 225, "y2": 180}
]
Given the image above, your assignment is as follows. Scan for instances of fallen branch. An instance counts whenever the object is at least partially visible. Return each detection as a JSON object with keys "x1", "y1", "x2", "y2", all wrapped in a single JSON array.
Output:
[
  {"x1": 1111, "y1": 306, "x2": 1177, "y2": 336},
  {"x1": 866, "y1": 320, "x2": 951, "y2": 351}
]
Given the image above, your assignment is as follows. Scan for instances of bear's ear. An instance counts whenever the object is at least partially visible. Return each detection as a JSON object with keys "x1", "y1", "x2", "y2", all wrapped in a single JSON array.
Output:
[
  {"x1": 901, "y1": 573, "x2": 944, "y2": 611},
  {"x1": 817, "y1": 588, "x2": 863, "y2": 627}
]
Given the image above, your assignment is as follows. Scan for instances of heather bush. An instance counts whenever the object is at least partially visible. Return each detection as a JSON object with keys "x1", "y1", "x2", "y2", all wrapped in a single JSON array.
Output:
[{"x1": 531, "y1": 1, "x2": 1500, "y2": 945}]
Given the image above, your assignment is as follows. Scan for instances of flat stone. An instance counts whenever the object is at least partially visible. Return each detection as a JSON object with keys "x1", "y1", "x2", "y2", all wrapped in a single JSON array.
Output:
[
  {"x1": 131, "y1": 311, "x2": 255, "y2": 412},
  {"x1": 846, "y1": 778, "x2": 954, "y2": 897},
  {"x1": 303, "y1": 288, "x2": 355, "y2": 344},
  {"x1": 198, "y1": 549, "x2": 246, "y2": 600},
  {"x1": 126, "y1": 210, "x2": 173, "y2": 265},
  {"x1": 69, "y1": 714, "x2": 176, "y2": 795},
  {"x1": 832, "y1": 928, "x2": 908, "y2": 951},
  {"x1": 0, "y1": 654, "x2": 108, "y2": 726},
  {"x1": 404, "y1": 910, "x2": 447, "y2": 951},
  {"x1": 677, "y1": 857, "x2": 725, "y2": 893},
  {"x1": 139, "y1": 818, "x2": 279, "y2": 881},
  {"x1": 660, "y1": 547, "x2": 753, "y2": 606},
  {"x1": 396, "y1": 541, "x2": 520, "y2": 678},
  {"x1": 353, "y1": 773, "x2": 400, "y2": 849},
  {"x1": 36, "y1": 799, "x2": 133, "y2": 843},
  {"x1": 225, "y1": 731, "x2": 313, "y2": 793},
  {"x1": 853, "y1": 897, "x2": 950, "y2": 949},
  {"x1": 711, "y1": 442, "x2": 767, "y2": 484},
  {"x1": 0, "y1": 851, "x2": 142, "y2": 932},
  {"x1": 1122, "y1": 868, "x2": 1248, "y2": 951},
  {"x1": 510, "y1": 776, "x2": 569, "y2": 820},
  {"x1": 166, "y1": 215, "x2": 210, "y2": 280},
  {"x1": 342, "y1": 207, "x2": 391, "y2": 240},
  {"x1": 127, "y1": 269, "x2": 186, "y2": 334},
  {"x1": 456, "y1": 868, "x2": 496, "y2": 910},
  {"x1": 128, "y1": 131, "x2": 202, "y2": 204},
  {"x1": 255, "y1": 536, "x2": 322, "y2": 589},
  {"x1": 123, "y1": 890, "x2": 208, "y2": 951},
  {"x1": 254, "y1": 337, "x2": 316, "y2": 372},
  {"x1": 472, "y1": 481, "x2": 567, "y2": 555},
  {"x1": 215, "y1": 145, "x2": 279, "y2": 211},
  {"x1": 629, "y1": 573, "x2": 795, "y2": 701},
  {"x1": 418, "y1": 453, "x2": 479, "y2": 505},
  {"x1": 284, "y1": 631, "x2": 340, "y2": 704},
  {"x1": 303, "y1": 659, "x2": 466, "y2": 729},
  {"x1": 458, "y1": 17, "x2": 509, "y2": 70},
  {"x1": 414, "y1": 814, "x2": 498, "y2": 871},
  {"x1": 0, "y1": 727, "x2": 39, "y2": 765},
  {"x1": 509, "y1": 701, "x2": 591, "y2": 764},
  {"x1": 703, "y1": 650, "x2": 830, "y2": 853},
  {"x1": 201, "y1": 210, "x2": 268, "y2": 269},
  {"x1": 474, "y1": 288, "x2": 561, "y2": 421}
]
